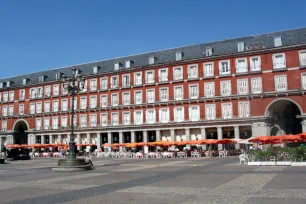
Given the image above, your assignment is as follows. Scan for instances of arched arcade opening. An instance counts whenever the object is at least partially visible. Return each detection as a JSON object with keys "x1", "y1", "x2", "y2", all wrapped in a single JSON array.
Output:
[
  {"x1": 265, "y1": 99, "x2": 302, "y2": 136},
  {"x1": 13, "y1": 120, "x2": 29, "y2": 144}
]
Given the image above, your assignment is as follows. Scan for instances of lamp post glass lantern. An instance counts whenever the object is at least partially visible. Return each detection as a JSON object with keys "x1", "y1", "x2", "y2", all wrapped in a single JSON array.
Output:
[
  {"x1": 53, "y1": 67, "x2": 92, "y2": 171},
  {"x1": 62, "y1": 68, "x2": 85, "y2": 160}
]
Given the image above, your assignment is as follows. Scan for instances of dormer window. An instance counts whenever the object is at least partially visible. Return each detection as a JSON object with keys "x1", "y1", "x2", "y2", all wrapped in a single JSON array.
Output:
[
  {"x1": 114, "y1": 62, "x2": 121, "y2": 70},
  {"x1": 237, "y1": 42, "x2": 245, "y2": 52},
  {"x1": 93, "y1": 66, "x2": 99, "y2": 74},
  {"x1": 206, "y1": 47, "x2": 213, "y2": 56},
  {"x1": 23, "y1": 78, "x2": 27, "y2": 85},
  {"x1": 6, "y1": 81, "x2": 10, "y2": 88},
  {"x1": 125, "y1": 60, "x2": 131, "y2": 68},
  {"x1": 39, "y1": 75, "x2": 45, "y2": 83},
  {"x1": 0, "y1": 82, "x2": 3, "y2": 89},
  {"x1": 149, "y1": 56, "x2": 155, "y2": 65},
  {"x1": 74, "y1": 69, "x2": 79, "y2": 76},
  {"x1": 55, "y1": 72, "x2": 61, "y2": 80},
  {"x1": 176, "y1": 52, "x2": 183, "y2": 61},
  {"x1": 274, "y1": 37, "x2": 282, "y2": 47}
]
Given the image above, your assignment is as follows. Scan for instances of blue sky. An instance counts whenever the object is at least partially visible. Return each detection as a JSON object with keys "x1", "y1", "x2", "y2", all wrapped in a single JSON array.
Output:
[{"x1": 0, "y1": 0, "x2": 305, "y2": 78}]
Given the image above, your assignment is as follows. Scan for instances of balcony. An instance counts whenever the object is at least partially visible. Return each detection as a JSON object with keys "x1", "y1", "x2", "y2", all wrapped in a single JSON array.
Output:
[
  {"x1": 300, "y1": 59, "x2": 306, "y2": 68},
  {"x1": 110, "y1": 83, "x2": 119, "y2": 89},
  {"x1": 145, "y1": 78, "x2": 155, "y2": 85},
  {"x1": 122, "y1": 82, "x2": 130, "y2": 88},
  {"x1": 158, "y1": 76, "x2": 168, "y2": 83},
  {"x1": 90, "y1": 85, "x2": 97, "y2": 92},
  {"x1": 187, "y1": 73, "x2": 198, "y2": 80}
]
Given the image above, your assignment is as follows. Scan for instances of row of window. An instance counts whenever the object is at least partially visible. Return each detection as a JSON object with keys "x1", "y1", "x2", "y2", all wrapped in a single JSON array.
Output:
[
  {"x1": 1, "y1": 73, "x2": 303, "y2": 109},
  {"x1": 0, "y1": 101, "x2": 250, "y2": 131}
]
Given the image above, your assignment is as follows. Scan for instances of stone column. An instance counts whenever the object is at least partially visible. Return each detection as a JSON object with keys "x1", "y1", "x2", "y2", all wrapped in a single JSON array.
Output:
[
  {"x1": 143, "y1": 130, "x2": 148, "y2": 154},
  {"x1": 201, "y1": 127, "x2": 207, "y2": 150},
  {"x1": 252, "y1": 122, "x2": 270, "y2": 137},
  {"x1": 156, "y1": 130, "x2": 161, "y2": 141},
  {"x1": 49, "y1": 135, "x2": 53, "y2": 151},
  {"x1": 301, "y1": 120, "x2": 306, "y2": 133},
  {"x1": 234, "y1": 126, "x2": 240, "y2": 150},
  {"x1": 86, "y1": 133, "x2": 91, "y2": 152},
  {"x1": 27, "y1": 134, "x2": 32, "y2": 144},
  {"x1": 131, "y1": 131, "x2": 135, "y2": 143},
  {"x1": 0, "y1": 137, "x2": 4, "y2": 152},
  {"x1": 41, "y1": 135, "x2": 45, "y2": 144},
  {"x1": 57, "y1": 134, "x2": 62, "y2": 144},
  {"x1": 7, "y1": 135, "x2": 13, "y2": 145},
  {"x1": 217, "y1": 127, "x2": 223, "y2": 150},
  {"x1": 119, "y1": 132, "x2": 123, "y2": 152},
  {"x1": 76, "y1": 134, "x2": 81, "y2": 151},
  {"x1": 185, "y1": 128, "x2": 190, "y2": 141},
  {"x1": 67, "y1": 134, "x2": 71, "y2": 144},
  {"x1": 96, "y1": 132, "x2": 101, "y2": 152},
  {"x1": 170, "y1": 129, "x2": 175, "y2": 141},
  {"x1": 107, "y1": 132, "x2": 112, "y2": 152}
]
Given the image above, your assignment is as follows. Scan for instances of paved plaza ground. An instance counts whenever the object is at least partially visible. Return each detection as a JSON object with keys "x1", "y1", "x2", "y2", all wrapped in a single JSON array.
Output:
[{"x1": 1, "y1": 157, "x2": 306, "y2": 204}]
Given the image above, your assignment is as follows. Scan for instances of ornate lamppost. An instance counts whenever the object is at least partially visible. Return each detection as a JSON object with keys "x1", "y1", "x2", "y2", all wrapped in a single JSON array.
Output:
[{"x1": 53, "y1": 67, "x2": 91, "y2": 171}]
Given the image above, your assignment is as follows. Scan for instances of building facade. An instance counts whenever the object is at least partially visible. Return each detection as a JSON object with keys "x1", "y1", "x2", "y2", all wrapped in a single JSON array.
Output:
[{"x1": 1, "y1": 28, "x2": 306, "y2": 152}]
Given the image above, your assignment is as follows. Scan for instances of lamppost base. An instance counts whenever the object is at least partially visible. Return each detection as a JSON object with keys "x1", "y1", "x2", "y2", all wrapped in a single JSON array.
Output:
[{"x1": 52, "y1": 158, "x2": 93, "y2": 172}]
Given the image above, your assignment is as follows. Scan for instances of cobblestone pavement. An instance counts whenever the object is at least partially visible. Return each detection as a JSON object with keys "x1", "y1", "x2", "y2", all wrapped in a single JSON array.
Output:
[{"x1": 1, "y1": 157, "x2": 306, "y2": 204}]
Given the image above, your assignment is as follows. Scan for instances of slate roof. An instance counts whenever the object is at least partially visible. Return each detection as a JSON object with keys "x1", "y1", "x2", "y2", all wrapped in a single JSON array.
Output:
[{"x1": 1, "y1": 27, "x2": 306, "y2": 89}]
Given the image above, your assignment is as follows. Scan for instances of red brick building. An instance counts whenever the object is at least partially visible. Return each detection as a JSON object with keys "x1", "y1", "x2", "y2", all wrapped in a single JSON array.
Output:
[{"x1": 1, "y1": 28, "x2": 306, "y2": 152}]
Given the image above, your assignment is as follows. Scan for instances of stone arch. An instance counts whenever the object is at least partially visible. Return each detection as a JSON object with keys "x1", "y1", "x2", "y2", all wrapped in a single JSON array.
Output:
[
  {"x1": 265, "y1": 98, "x2": 303, "y2": 117},
  {"x1": 13, "y1": 120, "x2": 29, "y2": 144},
  {"x1": 265, "y1": 98, "x2": 302, "y2": 135}
]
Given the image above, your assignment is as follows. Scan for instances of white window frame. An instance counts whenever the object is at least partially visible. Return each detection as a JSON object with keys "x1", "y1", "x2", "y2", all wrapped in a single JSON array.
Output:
[
  {"x1": 189, "y1": 105, "x2": 200, "y2": 121},
  {"x1": 90, "y1": 79, "x2": 97, "y2": 91},
  {"x1": 203, "y1": 62, "x2": 214, "y2": 77},
  {"x1": 9, "y1": 91, "x2": 14, "y2": 102},
  {"x1": 36, "y1": 102, "x2": 42, "y2": 113},
  {"x1": 52, "y1": 100, "x2": 59, "y2": 112},
  {"x1": 174, "y1": 107, "x2": 184, "y2": 122},
  {"x1": 125, "y1": 60, "x2": 131, "y2": 68},
  {"x1": 235, "y1": 58, "x2": 248, "y2": 73},
  {"x1": 111, "y1": 93, "x2": 119, "y2": 106},
  {"x1": 111, "y1": 112, "x2": 119, "y2": 126},
  {"x1": 145, "y1": 70, "x2": 155, "y2": 84},
  {"x1": 122, "y1": 74, "x2": 130, "y2": 88},
  {"x1": 159, "y1": 87, "x2": 169, "y2": 102},
  {"x1": 3, "y1": 92, "x2": 8, "y2": 102},
  {"x1": 274, "y1": 75, "x2": 288, "y2": 92},
  {"x1": 206, "y1": 47, "x2": 213, "y2": 56},
  {"x1": 44, "y1": 117, "x2": 50, "y2": 129},
  {"x1": 134, "y1": 110, "x2": 143, "y2": 125},
  {"x1": 237, "y1": 79, "x2": 249, "y2": 95},
  {"x1": 134, "y1": 72, "x2": 142, "y2": 86},
  {"x1": 238, "y1": 101, "x2": 250, "y2": 118},
  {"x1": 187, "y1": 64, "x2": 199, "y2": 79},
  {"x1": 221, "y1": 103, "x2": 233, "y2": 119},
  {"x1": 176, "y1": 52, "x2": 183, "y2": 61},
  {"x1": 61, "y1": 99, "x2": 68, "y2": 111},
  {"x1": 100, "y1": 113, "x2": 108, "y2": 126},
  {"x1": 114, "y1": 62, "x2": 120, "y2": 70},
  {"x1": 299, "y1": 50, "x2": 306, "y2": 67},
  {"x1": 189, "y1": 84, "x2": 199, "y2": 99},
  {"x1": 146, "y1": 109, "x2": 156, "y2": 124},
  {"x1": 80, "y1": 97, "x2": 87, "y2": 109},
  {"x1": 2, "y1": 106, "x2": 8, "y2": 116},
  {"x1": 93, "y1": 66, "x2": 98, "y2": 74},
  {"x1": 110, "y1": 75, "x2": 119, "y2": 89},
  {"x1": 220, "y1": 80, "x2": 232, "y2": 96},
  {"x1": 123, "y1": 111, "x2": 130, "y2": 125},
  {"x1": 250, "y1": 56, "x2": 261, "y2": 71},
  {"x1": 100, "y1": 94, "x2": 108, "y2": 107},
  {"x1": 44, "y1": 86, "x2": 51, "y2": 97},
  {"x1": 159, "y1": 108, "x2": 169, "y2": 123},
  {"x1": 146, "y1": 89, "x2": 155, "y2": 103},
  {"x1": 44, "y1": 101, "x2": 50, "y2": 113},
  {"x1": 100, "y1": 77, "x2": 108, "y2": 90},
  {"x1": 301, "y1": 73, "x2": 306, "y2": 89},
  {"x1": 19, "y1": 89, "x2": 25, "y2": 100},
  {"x1": 205, "y1": 104, "x2": 216, "y2": 120},
  {"x1": 251, "y1": 77, "x2": 263, "y2": 94},
  {"x1": 90, "y1": 95, "x2": 97, "y2": 108},
  {"x1": 53, "y1": 84, "x2": 59, "y2": 96},
  {"x1": 159, "y1": 68, "x2": 168, "y2": 82},
  {"x1": 61, "y1": 116, "x2": 68, "y2": 128},
  {"x1": 237, "y1": 42, "x2": 245, "y2": 52},
  {"x1": 19, "y1": 104, "x2": 24, "y2": 115},
  {"x1": 173, "y1": 66, "x2": 183, "y2": 80},
  {"x1": 274, "y1": 37, "x2": 282, "y2": 47},
  {"x1": 80, "y1": 115, "x2": 87, "y2": 128},
  {"x1": 8, "y1": 105, "x2": 13, "y2": 116},
  {"x1": 36, "y1": 118, "x2": 42, "y2": 130},
  {"x1": 52, "y1": 117, "x2": 59, "y2": 129},
  {"x1": 219, "y1": 60, "x2": 231, "y2": 75},
  {"x1": 122, "y1": 92, "x2": 130, "y2": 105},
  {"x1": 204, "y1": 82, "x2": 215, "y2": 98},
  {"x1": 273, "y1": 53, "x2": 286, "y2": 69},
  {"x1": 90, "y1": 114, "x2": 97, "y2": 127},
  {"x1": 149, "y1": 56, "x2": 155, "y2": 65},
  {"x1": 174, "y1": 86, "x2": 184, "y2": 100},
  {"x1": 134, "y1": 90, "x2": 142, "y2": 104}
]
